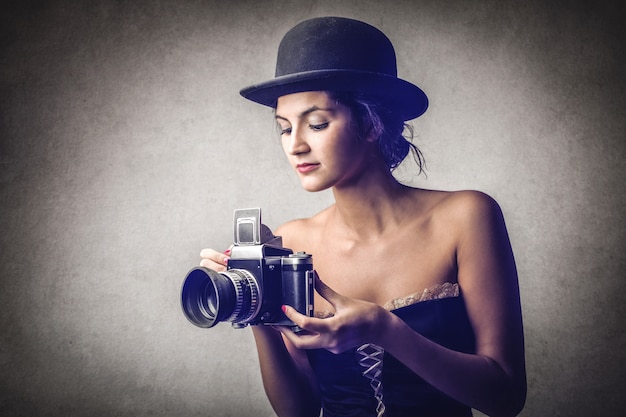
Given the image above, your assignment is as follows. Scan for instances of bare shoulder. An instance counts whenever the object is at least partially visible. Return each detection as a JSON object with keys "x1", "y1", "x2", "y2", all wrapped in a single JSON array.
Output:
[
  {"x1": 428, "y1": 189, "x2": 503, "y2": 224},
  {"x1": 412, "y1": 189, "x2": 507, "y2": 247},
  {"x1": 274, "y1": 218, "x2": 310, "y2": 247},
  {"x1": 274, "y1": 206, "x2": 333, "y2": 249}
]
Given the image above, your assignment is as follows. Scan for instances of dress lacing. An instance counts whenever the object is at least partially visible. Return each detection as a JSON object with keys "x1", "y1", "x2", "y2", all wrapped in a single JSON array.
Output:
[{"x1": 355, "y1": 282, "x2": 460, "y2": 417}]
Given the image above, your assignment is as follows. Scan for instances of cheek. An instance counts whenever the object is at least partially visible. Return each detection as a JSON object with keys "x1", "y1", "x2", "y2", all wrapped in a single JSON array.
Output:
[
  {"x1": 333, "y1": 137, "x2": 366, "y2": 165},
  {"x1": 326, "y1": 126, "x2": 362, "y2": 159}
]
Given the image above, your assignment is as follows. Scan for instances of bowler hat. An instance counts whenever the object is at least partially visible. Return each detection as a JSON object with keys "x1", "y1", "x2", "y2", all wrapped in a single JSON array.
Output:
[{"x1": 240, "y1": 17, "x2": 428, "y2": 121}]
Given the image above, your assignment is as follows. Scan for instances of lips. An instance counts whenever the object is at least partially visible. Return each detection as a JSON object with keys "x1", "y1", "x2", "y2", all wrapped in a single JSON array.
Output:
[{"x1": 296, "y1": 163, "x2": 320, "y2": 173}]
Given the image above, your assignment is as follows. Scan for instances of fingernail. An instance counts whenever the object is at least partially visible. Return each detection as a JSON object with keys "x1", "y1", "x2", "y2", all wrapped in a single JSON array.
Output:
[
  {"x1": 281, "y1": 305, "x2": 287, "y2": 313},
  {"x1": 223, "y1": 257, "x2": 229, "y2": 265},
  {"x1": 224, "y1": 249, "x2": 231, "y2": 256}
]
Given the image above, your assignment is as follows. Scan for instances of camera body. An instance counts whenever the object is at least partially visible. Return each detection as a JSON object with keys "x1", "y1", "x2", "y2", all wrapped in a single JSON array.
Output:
[{"x1": 181, "y1": 208, "x2": 314, "y2": 331}]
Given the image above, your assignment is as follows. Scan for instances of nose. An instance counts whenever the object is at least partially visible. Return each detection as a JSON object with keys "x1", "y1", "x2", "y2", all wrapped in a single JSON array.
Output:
[{"x1": 285, "y1": 126, "x2": 310, "y2": 155}]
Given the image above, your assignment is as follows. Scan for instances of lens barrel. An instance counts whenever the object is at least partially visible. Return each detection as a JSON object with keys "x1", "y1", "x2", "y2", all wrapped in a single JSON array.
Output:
[{"x1": 181, "y1": 267, "x2": 261, "y2": 328}]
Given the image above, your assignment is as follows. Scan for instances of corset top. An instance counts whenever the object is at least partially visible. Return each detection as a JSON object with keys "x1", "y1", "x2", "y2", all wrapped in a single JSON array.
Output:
[{"x1": 306, "y1": 285, "x2": 475, "y2": 417}]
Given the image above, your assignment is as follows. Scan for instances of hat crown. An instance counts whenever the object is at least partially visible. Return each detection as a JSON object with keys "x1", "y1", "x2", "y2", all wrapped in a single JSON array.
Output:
[
  {"x1": 275, "y1": 17, "x2": 398, "y2": 77},
  {"x1": 240, "y1": 17, "x2": 428, "y2": 121}
]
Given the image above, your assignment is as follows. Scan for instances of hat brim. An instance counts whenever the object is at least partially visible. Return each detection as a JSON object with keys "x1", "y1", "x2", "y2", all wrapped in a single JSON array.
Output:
[{"x1": 240, "y1": 70, "x2": 428, "y2": 121}]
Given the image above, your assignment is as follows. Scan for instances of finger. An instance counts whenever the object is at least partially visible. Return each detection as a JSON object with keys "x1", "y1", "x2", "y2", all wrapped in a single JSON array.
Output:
[
  {"x1": 282, "y1": 304, "x2": 333, "y2": 335},
  {"x1": 314, "y1": 272, "x2": 346, "y2": 308},
  {"x1": 276, "y1": 325, "x2": 325, "y2": 350},
  {"x1": 200, "y1": 247, "x2": 230, "y2": 267},
  {"x1": 199, "y1": 258, "x2": 227, "y2": 271},
  {"x1": 200, "y1": 247, "x2": 228, "y2": 261}
]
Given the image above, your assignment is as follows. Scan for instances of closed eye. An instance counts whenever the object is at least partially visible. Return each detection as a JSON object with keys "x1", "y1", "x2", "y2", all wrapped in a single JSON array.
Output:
[
  {"x1": 277, "y1": 126, "x2": 292, "y2": 135},
  {"x1": 310, "y1": 122, "x2": 329, "y2": 131}
]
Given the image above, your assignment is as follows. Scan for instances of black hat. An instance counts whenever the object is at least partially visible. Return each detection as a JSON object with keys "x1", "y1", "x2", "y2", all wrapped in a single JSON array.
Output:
[{"x1": 240, "y1": 17, "x2": 428, "y2": 121}]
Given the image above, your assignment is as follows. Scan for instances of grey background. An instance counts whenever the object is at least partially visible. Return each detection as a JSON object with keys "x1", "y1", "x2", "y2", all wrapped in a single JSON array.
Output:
[{"x1": 1, "y1": 0, "x2": 624, "y2": 416}]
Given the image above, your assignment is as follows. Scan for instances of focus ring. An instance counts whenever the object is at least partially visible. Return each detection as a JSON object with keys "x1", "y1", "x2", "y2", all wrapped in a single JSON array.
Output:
[
  {"x1": 222, "y1": 269, "x2": 261, "y2": 324},
  {"x1": 222, "y1": 270, "x2": 246, "y2": 322},
  {"x1": 239, "y1": 272, "x2": 261, "y2": 323}
]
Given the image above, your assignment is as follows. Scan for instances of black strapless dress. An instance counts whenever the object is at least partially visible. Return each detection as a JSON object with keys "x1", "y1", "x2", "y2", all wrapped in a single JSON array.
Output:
[{"x1": 306, "y1": 296, "x2": 476, "y2": 417}]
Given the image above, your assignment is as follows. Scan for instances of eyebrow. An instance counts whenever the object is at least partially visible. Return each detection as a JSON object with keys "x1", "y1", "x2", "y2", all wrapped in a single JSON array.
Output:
[{"x1": 275, "y1": 105, "x2": 335, "y2": 122}]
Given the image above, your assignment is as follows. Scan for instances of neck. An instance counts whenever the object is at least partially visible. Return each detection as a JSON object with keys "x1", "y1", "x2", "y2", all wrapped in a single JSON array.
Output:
[{"x1": 329, "y1": 161, "x2": 413, "y2": 240}]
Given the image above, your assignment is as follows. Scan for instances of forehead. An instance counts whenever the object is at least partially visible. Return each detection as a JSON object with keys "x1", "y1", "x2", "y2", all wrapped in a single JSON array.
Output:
[{"x1": 275, "y1": 91, "x2": 337, "y2": 117}]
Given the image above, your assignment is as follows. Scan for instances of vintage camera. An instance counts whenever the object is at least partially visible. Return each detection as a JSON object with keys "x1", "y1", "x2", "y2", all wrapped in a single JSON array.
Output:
[{"x1": 181, "y1": 208, "x2": 314, "y2": 331}]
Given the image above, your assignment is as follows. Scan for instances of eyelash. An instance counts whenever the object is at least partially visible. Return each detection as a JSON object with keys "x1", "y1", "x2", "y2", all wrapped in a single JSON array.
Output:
[
  {"x1": 310, "y1": 122, "x2": 329, "y2": 131},
  {"x1": 279, "y1": 122, "x2": 329, "y2": 136}
]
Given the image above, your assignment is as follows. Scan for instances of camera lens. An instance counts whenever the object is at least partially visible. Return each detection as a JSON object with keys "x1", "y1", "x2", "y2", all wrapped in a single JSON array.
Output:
[{"x1": 181, "y1": 267, "x2": 261, "y2": 328}]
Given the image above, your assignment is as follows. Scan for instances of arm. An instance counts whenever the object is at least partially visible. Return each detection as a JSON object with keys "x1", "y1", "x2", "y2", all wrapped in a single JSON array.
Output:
[
  {"x1": 200, "y1": 238, "x2": 321, "y2": 417},
  {"x1": 280, "y1": 192, "x2": 526, "y2": 416},
  {"x1": 251, "y1": 327, "x2": 321, "y2": 417}
]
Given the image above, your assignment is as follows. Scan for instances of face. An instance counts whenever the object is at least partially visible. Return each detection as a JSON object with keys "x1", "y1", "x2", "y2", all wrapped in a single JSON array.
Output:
[{"x1": 275, "y1": 91, "x2": 374, "y2": 192}]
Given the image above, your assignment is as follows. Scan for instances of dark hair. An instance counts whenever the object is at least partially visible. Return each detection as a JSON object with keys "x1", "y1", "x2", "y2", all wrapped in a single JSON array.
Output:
[{"x1": 328, "y1": 91, "x2": 425, "y2": 174}]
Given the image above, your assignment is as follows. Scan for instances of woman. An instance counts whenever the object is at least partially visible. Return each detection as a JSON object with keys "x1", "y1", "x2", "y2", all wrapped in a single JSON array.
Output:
[{"x1": 200, "y1": 17, "x2": 526, "y2": 417}]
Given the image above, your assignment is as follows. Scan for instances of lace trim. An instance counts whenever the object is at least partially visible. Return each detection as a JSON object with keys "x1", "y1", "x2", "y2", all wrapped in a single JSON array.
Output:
[
  {"x1": 314, "y1": 282, "x2": 460, "y2": 318},
  {"x1": 357, "y1": 343, "x2": 386, "y2": 417},
  {"x1": 383, "y1": 282, "x2": 459, "y2": 310}
]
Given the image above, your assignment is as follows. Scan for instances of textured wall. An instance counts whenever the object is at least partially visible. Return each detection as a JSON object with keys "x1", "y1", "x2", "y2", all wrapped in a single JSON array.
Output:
[{"x1": 1, "y1": 1, "x2": 624, "y2": 416}]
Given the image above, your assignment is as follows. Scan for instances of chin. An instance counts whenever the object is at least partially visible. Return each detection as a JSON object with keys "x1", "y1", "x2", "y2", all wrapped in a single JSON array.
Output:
[
  {"x1": 301, "y1": 184, "x2": 331, "y2": 193},
  {"x1": 299, "y1": 178, "x2": 333, "y2": 193}
]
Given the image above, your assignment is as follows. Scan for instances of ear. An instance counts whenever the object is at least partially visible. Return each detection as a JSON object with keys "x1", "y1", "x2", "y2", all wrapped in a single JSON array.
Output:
[{"x1": 364, "y1": 123, "x2": 382, "y2": 143}]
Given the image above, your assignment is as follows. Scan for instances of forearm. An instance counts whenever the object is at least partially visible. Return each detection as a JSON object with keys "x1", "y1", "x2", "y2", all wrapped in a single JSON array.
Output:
[
  {"x1": 252, "y1": 326, "x2": 320, "y2": 417},
  {"x1": 379, "y1": 312, "x2": 526, "y2": 417}
]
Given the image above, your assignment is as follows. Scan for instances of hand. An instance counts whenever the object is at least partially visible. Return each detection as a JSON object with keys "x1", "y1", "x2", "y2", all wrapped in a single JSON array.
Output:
[
  {"x1": 277, "y1": 273, "x2": 391, "y2": 354},
  {"x1": 199, "y1": 246, "x2": 232, "y2": 272}
]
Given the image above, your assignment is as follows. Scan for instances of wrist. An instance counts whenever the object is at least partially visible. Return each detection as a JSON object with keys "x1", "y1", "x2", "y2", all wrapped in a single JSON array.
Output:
[{"x1": 371, "y1": 306, "x2": 401, "y2": 348}]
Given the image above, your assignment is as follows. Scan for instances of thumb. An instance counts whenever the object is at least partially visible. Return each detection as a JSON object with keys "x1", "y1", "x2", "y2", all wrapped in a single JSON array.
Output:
[{"x1": 314, "y1": 272, "x2": 345, "y2": 308}]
